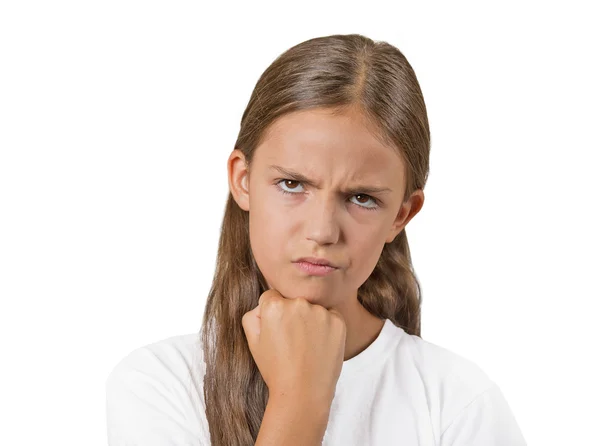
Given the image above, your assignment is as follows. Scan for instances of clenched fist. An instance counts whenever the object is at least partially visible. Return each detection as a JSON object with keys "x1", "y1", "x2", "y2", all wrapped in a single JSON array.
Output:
[{"x1": 241, "y1": 289, "x2": 347, "y2": 404}]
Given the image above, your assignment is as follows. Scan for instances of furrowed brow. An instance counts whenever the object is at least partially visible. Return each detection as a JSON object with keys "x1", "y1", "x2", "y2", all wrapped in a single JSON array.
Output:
[{"x1": 268, "y1": 165, "x2": 392, "y2": 195}]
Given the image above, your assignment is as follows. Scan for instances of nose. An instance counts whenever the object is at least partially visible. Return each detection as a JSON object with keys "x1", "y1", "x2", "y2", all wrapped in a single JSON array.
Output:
[{"x1": 304, "y1": 195, "x2": 340, "y2": 246}]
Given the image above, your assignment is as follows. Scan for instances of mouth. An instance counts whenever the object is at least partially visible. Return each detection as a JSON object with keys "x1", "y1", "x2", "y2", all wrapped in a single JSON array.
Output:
[
  {"x1": 293, "y1": 260, "x2": 338, "y2": 276},
  {"x1": 294, "y1": 256, "x2": 338, "y2": 268}
]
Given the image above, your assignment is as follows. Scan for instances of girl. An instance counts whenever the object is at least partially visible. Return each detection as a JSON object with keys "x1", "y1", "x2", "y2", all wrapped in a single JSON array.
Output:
[{"x1": 106, "y1": 33, "x2": 527, "y2": 445}]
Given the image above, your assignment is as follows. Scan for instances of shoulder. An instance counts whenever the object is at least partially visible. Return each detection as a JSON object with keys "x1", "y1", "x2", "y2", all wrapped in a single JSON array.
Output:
[
  {"x1": 106, "y1": 333, "x2": 210, "y2": 445},
  {"x1": 439, "y1": 382, "x2": 527, "y2": 445},
  {"x1": 401, "y1": 332, "x2": 494, "y2": 393},
  {"x1": 107, "y1": 333, "x2": 204, "y2": 382},
  {"x1": 395, "y1": 330, "x2": 525, "y2": 443}
]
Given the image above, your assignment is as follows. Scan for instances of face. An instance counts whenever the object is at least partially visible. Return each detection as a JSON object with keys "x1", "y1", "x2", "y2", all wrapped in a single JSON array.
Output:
[{"x1": 228, "y1": 106, "x2": 424, "y2": 310}]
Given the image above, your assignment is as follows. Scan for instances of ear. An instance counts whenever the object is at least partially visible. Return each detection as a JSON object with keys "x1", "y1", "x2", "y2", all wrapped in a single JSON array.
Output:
[
  {"x1": 227, "y1": 149, "x2": 251, "y2": 211},
  {"x1": 385, "y1": 189, "x2": 425, "y2": 243}
]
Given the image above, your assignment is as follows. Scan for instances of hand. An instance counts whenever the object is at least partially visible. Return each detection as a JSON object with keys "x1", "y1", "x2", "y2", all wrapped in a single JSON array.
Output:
[{"x1": 241, "y1": 289, "x2": 347, "y2": 404}]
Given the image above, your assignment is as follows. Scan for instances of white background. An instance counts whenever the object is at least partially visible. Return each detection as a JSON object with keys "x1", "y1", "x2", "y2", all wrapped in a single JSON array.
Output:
[{"x1": 1, "y1": 1, "x2": 598, "y2": 444}]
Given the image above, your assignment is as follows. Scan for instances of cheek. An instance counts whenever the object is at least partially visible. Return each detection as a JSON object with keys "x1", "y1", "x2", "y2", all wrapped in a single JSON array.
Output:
[
  {"x1": 347, "y1": 229, "x2": 387, "y2": 282},
  {"x1": 248, "y1": 208, "x2": 287, "y2": 274}
]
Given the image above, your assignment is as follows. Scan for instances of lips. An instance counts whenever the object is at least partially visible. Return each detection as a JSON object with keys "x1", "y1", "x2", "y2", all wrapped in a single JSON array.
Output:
[
  {"x1": 295, "y1": 256, "x2": 338, "y2": 268},
  {"x1": 294, "y1": 261, "x2": 337, "y2": 276}
]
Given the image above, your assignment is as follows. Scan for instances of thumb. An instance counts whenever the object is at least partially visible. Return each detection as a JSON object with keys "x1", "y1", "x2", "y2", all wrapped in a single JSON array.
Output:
[{"x1": 241, "y1": 305, "x2": 261, "y2": 355}]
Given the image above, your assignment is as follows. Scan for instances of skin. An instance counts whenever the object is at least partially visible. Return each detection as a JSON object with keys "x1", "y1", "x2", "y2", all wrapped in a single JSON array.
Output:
[{"x1": 229, "y1": 104, "x2": 424, "y2": 361}]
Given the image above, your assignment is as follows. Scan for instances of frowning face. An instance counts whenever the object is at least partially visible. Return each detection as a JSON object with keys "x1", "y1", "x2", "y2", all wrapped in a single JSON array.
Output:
[{"x1": 228, "y1": 105, "x2": 423, "y2": 310}]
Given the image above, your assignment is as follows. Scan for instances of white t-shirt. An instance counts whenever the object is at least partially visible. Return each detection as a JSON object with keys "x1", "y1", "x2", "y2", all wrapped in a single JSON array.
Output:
[{"x1": 106, "y1": 318, "x2": 527, "y2": 445}]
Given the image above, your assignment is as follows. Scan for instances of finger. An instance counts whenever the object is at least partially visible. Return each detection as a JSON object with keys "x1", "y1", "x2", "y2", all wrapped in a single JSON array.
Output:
[
  {"x1": 241, "y1": 308, "x2": 261, "y2": 349},
  {"x1": 259, "y1": 289, "x2": 278, "y2": 305}
]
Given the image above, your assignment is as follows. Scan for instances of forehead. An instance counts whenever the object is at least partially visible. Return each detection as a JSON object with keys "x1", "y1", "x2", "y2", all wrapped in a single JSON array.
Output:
[{"x1": 256, "y1": 107, "x2": 403, "y2": 176}]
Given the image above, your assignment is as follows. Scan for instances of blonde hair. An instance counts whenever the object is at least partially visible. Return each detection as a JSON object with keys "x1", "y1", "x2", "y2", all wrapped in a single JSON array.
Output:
[{"x1": 200, "y1": 33, "x2": 431, "y2": 445}]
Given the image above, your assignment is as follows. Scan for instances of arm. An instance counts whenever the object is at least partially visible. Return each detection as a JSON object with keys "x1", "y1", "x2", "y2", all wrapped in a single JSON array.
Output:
[{"x1": 255, "y1": 392, "x2": 332, "y2": 446}]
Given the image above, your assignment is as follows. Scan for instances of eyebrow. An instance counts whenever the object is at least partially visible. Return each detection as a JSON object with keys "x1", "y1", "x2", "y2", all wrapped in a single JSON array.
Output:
[{"x1": 268, "y1": 165, "x2": 393, "y2": 195}]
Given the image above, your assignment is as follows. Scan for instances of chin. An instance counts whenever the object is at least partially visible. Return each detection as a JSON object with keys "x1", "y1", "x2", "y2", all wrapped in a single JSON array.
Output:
[{"x1": 267, "y1": 274, "x2": 339, "y2": 301}]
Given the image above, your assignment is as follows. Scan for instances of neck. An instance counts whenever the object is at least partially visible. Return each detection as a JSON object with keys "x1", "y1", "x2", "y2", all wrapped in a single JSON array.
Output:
[{"x1": 331, "y1": 295, "x2": 385, "y2": 361}]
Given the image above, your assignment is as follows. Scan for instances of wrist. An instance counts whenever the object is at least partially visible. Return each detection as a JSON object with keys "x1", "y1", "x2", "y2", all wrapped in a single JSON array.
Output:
[{"x1": 268, "y1": 390, "x2": 332, "y2": 421}]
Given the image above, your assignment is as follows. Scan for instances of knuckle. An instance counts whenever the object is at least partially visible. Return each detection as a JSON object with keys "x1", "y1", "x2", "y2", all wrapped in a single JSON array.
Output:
[
  {"x1": 295, "y1": 297, "x2": 314, "y2": 315},
  {"x1": 294, "y1": 297, "x2": 310, "y2": 307},
  {"x1": 313, "y1": 303, "x2": 328, "y2": 318},
  {"x1": 259, "y1": 289, "x2": 276, "y2": 305},
  {"x1": 263, "y1": 296, "x2": 283, "y2": 313}
]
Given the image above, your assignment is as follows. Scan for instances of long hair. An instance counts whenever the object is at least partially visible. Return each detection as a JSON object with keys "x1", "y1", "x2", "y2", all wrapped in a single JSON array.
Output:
[{"x1": 200, "y1": 33, "x2": 431, "y2": 445}]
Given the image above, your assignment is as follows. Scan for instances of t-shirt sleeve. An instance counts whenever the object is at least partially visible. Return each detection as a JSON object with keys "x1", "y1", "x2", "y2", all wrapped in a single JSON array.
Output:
[
  {"x1": 440, "y1": 383, "x2": 527, "y2": 446},
  {"x1": 105, "y1": 348, "x2": 210, "y2": 446}
]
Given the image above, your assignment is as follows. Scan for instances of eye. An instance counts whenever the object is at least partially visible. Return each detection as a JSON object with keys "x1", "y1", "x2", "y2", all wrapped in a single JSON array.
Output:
[
  {"x1": 277, "y1": 179, "x2": 304, "y2": 194},
  {"x1": 349, "y1": 194, "x2": 378, "y2": 210},
  {"x1": 275, "y1": 179, "x2": 380, "y2": 211}
]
